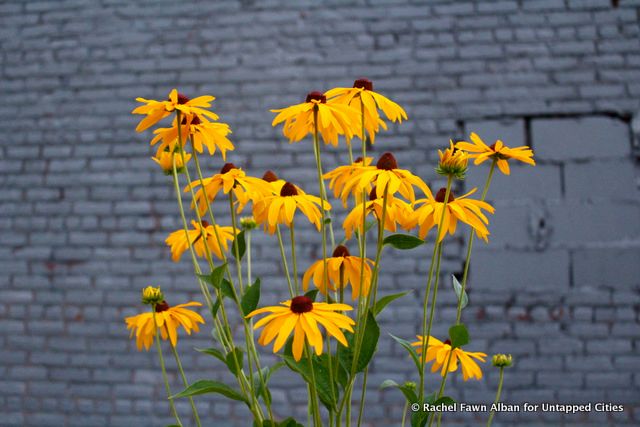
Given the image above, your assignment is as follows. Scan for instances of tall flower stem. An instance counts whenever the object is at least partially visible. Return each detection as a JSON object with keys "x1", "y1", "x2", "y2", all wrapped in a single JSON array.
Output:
[
  {"x1": 418, "y1": 175, "x2": 453, "y2": 401},
  {"x1": 486, "y1": 367, "x2": 505, "y2": 427},
  {"x1": 305, "y1": 346, "x2": 323, "y2": 427},
  {"x1": 246, "y1": 229, "x2": 253, "y2": 285},
  {"x1": 170, "y1": 344, "x2": 202, "y2": 427},
  {"x1": 289, "y1": 220, "x2": 300, "y2": 293},
  {"x1": 151, "y1": 309, "x2": 182, "y2": 426},
  {"x1": 428, "y1": 350, "x2": 454, "y2": 427},
  {"x1": 276, "y1": 225, "x2": 295, "y2": 297},
  {"x1": 455, "y1": 159, "x2": 496, "y2": 324},
  {"x1": 312, "y1": 108, "x2": 335, "y2": 252},
  {"x1": 228, "y1": 192, "x2": 245, "y2": 294}
]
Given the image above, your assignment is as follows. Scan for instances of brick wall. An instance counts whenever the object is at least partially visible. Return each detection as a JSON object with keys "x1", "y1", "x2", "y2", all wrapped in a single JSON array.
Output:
[{"x1": 1, "y1": 0, "x2": 639, "y2": 426}]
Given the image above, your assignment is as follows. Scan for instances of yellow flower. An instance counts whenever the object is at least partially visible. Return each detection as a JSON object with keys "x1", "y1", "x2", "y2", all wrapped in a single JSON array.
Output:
[
  {"x1": 343, "y1": 187, "x2": 416, "y2": 240},
  {"x1": 246, "y1": 296, "x2": 355, "y2": 361},
  {"x1": 411, "y1": 335, "x2": 486, "y2": 381},
  {"x1": 413, "y1": 187, "x2": 494, "y2": 242},
  {"x1": 165, "y1": 220, "x2": 237, "y2": 262},
  {"x1": 253, "y1": 182, "x2": 329, "y2": 233},
  {"x1": 325, "y1": 78, "x2": 407, "y2": 144},
  {"x1": 271, "y1": 91, "x2": 359, "y2": 146},
  {"x1": 436, "y1": 141, "x2": 469, "y2": 179},
  {"x1": 323, "y1": 156, "x2": 373, "y2": 207},
  {"x1": 125, "y1": 298, "x2": 204, "y2": 351},
  {"x1": 455, "y1": 132, "x2": 535, "y2": 175},
  {"x1": 302, "y1": 245, "x2": 374, "y2": 299},
  {"x1": 261, "y1": 170, "x2": 306, "y2": 196},
  {"x1": 132, "y1": 89, "x2": 219, "y2": 132},
  {"x1": 184, "y1": 163, "x2": 272, "y2": 216},
  {"x1": 141, "y1": 286, "x2": 164, "y2": 305},
  {"x1": 151, "y1": 148, "x2": 191, "y2": 174},
  {"x1": 340, "y1": 152, "x2": 430, "y2": 203},
  {"x1": 151, "y1": 116, "x2": 234, "y2": 160}
]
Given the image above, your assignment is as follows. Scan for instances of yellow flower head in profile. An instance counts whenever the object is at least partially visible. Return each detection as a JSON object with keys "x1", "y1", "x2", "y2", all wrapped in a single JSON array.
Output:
[
  {"x1": 343, "y1": 186, "x2": 416, "y2": 240},
  {"x1": 436, "y1": 141, "x2": 469, "y2": 180},
  {"x1": 260, "y1": 170, "x2": 306, "y2": 196},
  {"x1": 413, "y1": 187, "x2": 494, "y2": 242},
  {"x1": 253, "y1": 182, "x2": 330, "y2": 233},
  {"x1": 132, "y1": 89, "x2": 219, "y2": 132},
  {"x1": 455, "y1": 132, "x2": 535, "y2": 175},
  {"x1": 185, "y1": 163, "x2": 272, "y2": 216},
  {"x1": 165, "y1": 220, "x2": 237, "y2": 262},
  {"x1": 325, "y1": 78, "x2": 407, "y2": 144},
  {"x1": 151, "y1": 148, "x2": 191, "y2": 175},
  {"x1": 323, "y1": 156, "x2": 373, "y2": 207},
  {"x1": 411, "y1": 335, "x2": 487, "y2": 381},
  {"x1": 141, "y1": 286, "x2": 164, "y2": 305},
  {"x1": 271, "y1": 91, "x2": 359, "y2": 147},
  {"x1": 246, "y1": 296, "x2": 355, "y2": 361},
  {"x1": 151, "y1": 115, "x2": 235, "y2": 160},
  {"x1": 341, "y1": 152, "x2": 430, "y2": 203},
  {"x1": 303, "y1": 245, "x2": 374, "y2": 299},
  {"x1": 125, "y1": 294, "x2": 205, "y2": 351}
]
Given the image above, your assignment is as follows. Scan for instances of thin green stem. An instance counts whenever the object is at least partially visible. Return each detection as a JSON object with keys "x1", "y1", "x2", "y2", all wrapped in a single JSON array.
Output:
[
  {"x1": 228, "y1": 192, "x2": 245, "y2": 294},
  {"x1": 152, "y1": 310, "x2": 182, "y2": 426},
  {"x1": 305, "y1": 346, "x2": 323, "y2": 427},
  {"x1": 428, "y1": 350, "x2": 454, "y2": 427},
  {"x1": 276, "y1": 225, "x2": 295, "y2": 298},
  {"x1": 170, "y1": 344, "x2": 202, "y2": 427},
  {"x1": 486, "y1": 368, "x2": 505, "y2": 427},
  {"x1": 456, "y1": 159, "x2": 496, "y2": 324},
  {"x1": 401, "y1": 401, "x2": 409, "y2": 427},
  {"x1": 289, "y1": 220, "x2": 300, "y2": 294},
  {"x1": 246, "y1": 230, "x2": 252, "y2": 285}
]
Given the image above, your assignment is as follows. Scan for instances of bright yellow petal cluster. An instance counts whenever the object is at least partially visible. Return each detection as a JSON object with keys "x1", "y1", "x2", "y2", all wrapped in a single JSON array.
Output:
[
  {"x1": 125, "y1": 301, "x2": 204, "y2": 351},
  {"x1": 413, "y1": 188, "x2": 494, "y2": 242},
  {"x1": 455, "y1": 132, "x2": 535, "y2": 175},
  {"x1": 165, "y1": 220, "x2": 237, "y2": 262},
  {"x1": 302, "y1": 245, "x2": 374, "y2": 299},
  {"x1": 151, "y1": 149, "x2": 191, "y2": 174},
  {"x1": 411, "y1": 335, "x2": 486, "y2": 381},
  {"x1": 151, "y1": 118, "x2": 234, "y2": 160},
  {"x1": 343, "y1": 191, "x2": 415, "y2": 240},
  {"x1": 271, "y1": 92, "x2": 359, "y2": 147},
  {"x1": 325, "y1": 78, "x2": 407, "y2": 144},
  {"x1": 436, "y1": 140, "x2": 469, "y2": 179},
  {"x1": 185, "y1": 164, "x2": 272, "y2": 216},
  {"x1": 323, "y1": 156, "x2": 373, "y2": 207},
  {"x1": 246, "y1": 296, "x2": 355, "y2": 361},
  {"x1": 132, "y1": 89, "x2": 219, "y2": 132}
]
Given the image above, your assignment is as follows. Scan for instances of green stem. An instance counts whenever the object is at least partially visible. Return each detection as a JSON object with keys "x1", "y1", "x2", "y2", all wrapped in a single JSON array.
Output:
[
  {"x1": 428, "y1": 350, "x2": 454, "y2": 427},
  {"x1": 418, "y1": 175, "x2": 453, "y2": 401},
  {"x1": 246, "y1": 230, "x2": 252, "y2": 285},
  {"x1": 152, "y1": 310, "x2": 182, "y2": 426},
  {"x1": 276, "y1": 225, "x2": 295, "y2": 298},
  {"x1": 228, "y1": 192, "x2": 245, "y2": 294},
  {"x1": 486, "y1": 367, "x2": 505, "y2": 427},
  {"x1": 312, "y1": 108, "x2": 335, "y2": 252},
  {"x1": 305, "y1": 346, "x2": 323, "y2": 427},
  {"x1": 401, "y1": 401, "x2": 409, "y2": 427},
  {"x1": 290, "y1": 220, "x2": 300, "y2": 294},
  {"x1": 170, "y1": 344, "x2": 202, "y2": 427},
  {"x1": 455, "y1": 159, "x2": 496, "y2": 324}
]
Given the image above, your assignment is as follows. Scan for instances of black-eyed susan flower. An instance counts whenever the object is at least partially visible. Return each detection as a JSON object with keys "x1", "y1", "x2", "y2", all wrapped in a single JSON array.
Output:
[
  {"x1": 246, "y1": 296, "x2": 355, "y2": 361},
  {"x1": 253, "y1": 182, "x2": 329, "y2": 233},
  {"x1": 261, "y1": 170, "x2": 305, "y2": 196},
  {"x1": 323, "y1": 156, "x2": 373, "y2": 207},
  {"x1": 325, "y1": 78, "x2": 407, "y2": 144},
  {"x1": 413, "y1": 187, "x2": 494, "y2": 242},
  {"x1": 436, "y1": 141, "x2": 469, "y2": 180},
  {"x1": 340, "y1": 152, "x2": 430, "y2": 203},
  {"x1": 125, "y1": 287, "x2": 205, "y2": 351},
  {"x1": 455, "y1": 132, "x2": 535, "y2": 175},
  {"x1": 271, "y1": 91, "x2": 359, "y2": 147},
  {"x1": 165, "y1": 220, "x2": 237, "y2": 262},
  {"x1": 302, "y1": 245, "x2": 374, "y2": 299},
  {"x1": 132, "y1": 89, "x2": 219, "y2": 132},
  {"x1": 151, "y1": 115, "x2": 235, "y2": 160},
  {"x1": 185, "y1": 163, "x2": 272, "y2": 216},
  {"x1": 411, "y1": 335, "x2": 486, "y2": 381},
  {"x1": 152, "y1": 148, "x2": 191, "y2": 174},
  {"x1": 343, "y1": 187, "x2": 416, "y2": 240}
]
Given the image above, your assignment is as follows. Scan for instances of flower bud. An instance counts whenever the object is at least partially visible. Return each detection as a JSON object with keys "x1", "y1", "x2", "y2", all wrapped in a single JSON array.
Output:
[
  {"x1": 141, "y1": 286, "x2": 164, "y2": 306},
  {"x1": 492, "y1": 354, "x2": 513, "y2": 368},
  {"x1": 240, "y1": 216, "x2": 258, "y2": 230},
  {"x1": 436, "y1": 140, "x2": 468, "y2": 180},
  {"x1": 152, "y1": 150, "x2": 191, "y2": 175}
]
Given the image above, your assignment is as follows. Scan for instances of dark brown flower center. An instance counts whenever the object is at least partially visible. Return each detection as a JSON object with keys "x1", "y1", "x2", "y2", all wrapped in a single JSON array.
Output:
[
  {"x1": 353, "y1": 78, "x2": 373, "y2": 91},
  {"x1": 181, "y1": 115, "x2": 201, "y2": 126},
  {"x1": 332, "y1": 245, "x2": 351, "y2": 258},
  {"x1": 280, "y1": 182, "x2": 298, "y2": 197},
  {"x1": 290, "y1": 296, "x2": 314, "y2": 314},
  {"x1": 306, "y1": 91, "x2": 326, "y2": 104},
  {"x1": 220, "y1": 163, "x2": 237, "y2": 174},
  {"x1": 155, "y1": 301, "x2": 170, "y2": 312},
  {"x1": 444, "y1": 339, "x2": 451, "y2": 346},
  {"x1": 369, "y1": 186, "x2": 378, "y2": 200},
  {"x1": 200, "y1": 220, "x2": 210, "y2": 228},
  {"x1": 376, "y1": 152, "x2": 398, "y2": 170},
  {"x1": 488, "y1": 143, "x2": 497, "y2": 151},
  {"x1": 262, "y1": 170, "x2": 279, "y2": 182},
  {"x1": 435, "y1": 188, "x2": 455, "y2": 203},
  {"x1": 176, "y1": 93, "x2": 190, "y2": 104},
  {"x1": 354, "y1": 156, "x2": 363, "y2": 163}
]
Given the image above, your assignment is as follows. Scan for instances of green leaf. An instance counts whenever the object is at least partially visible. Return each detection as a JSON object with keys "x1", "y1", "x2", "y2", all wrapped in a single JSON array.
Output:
[
  {"x1": 241, "y1": 278, "x2": 261, "y2": 316},
  {"x1": 434, "y1": 396, "x2": 456, "y2": 406},
  {"x1": 411, "y1": 408, "x2": 429, "y2": 427},
  {"x1": 210, "y1": 297, "x2": 221, "y2": 318},
  {"x1": 255, "y1": 418, "x2": 304, "y2": 427},
  {"x1": 197, "y1": 263, "x2": 227, "y2": 292},
  {"x1": 448, "y1": 324, "x2": 469, "y2": 349},
  {"x1": 380, "y1": 379, "x2": 418, "y2": 404},
  {"x1": 337, "y1": 310, "x2": 379, "y2": 373},
  {"x1": 196, "y1": 347, "x2": 226, "y2": 365},
  {"x1": 253, "y1": 362, "x2": 284, "y2": 406},
  {"x1": 451, "y1": 275, "x2": 468, "y2": 310},
  {"x1": 389, "y1": 334, "x2": 421, "y2": 373},
  {"x1": 225, "y1": 347, "x2": 244, "y2": 376},
  {"x1": 383, "y1": 233, "x2": 425, "y2": 250},
  {"x1": 373, "y1": 291, "x2": 409, "y2": 316},
  {"x1": 171, "y1": 380, "x2": 248, "y2": 405},
  {"x1": 304, "y1": 289, "x2": 319, "y2": 301},
  {"x1": 232, "y1": 230, "x2": 246, "y2": 260},
  {"x1": 220, "y1": 278, "x2": 236, "y2": 300}
]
